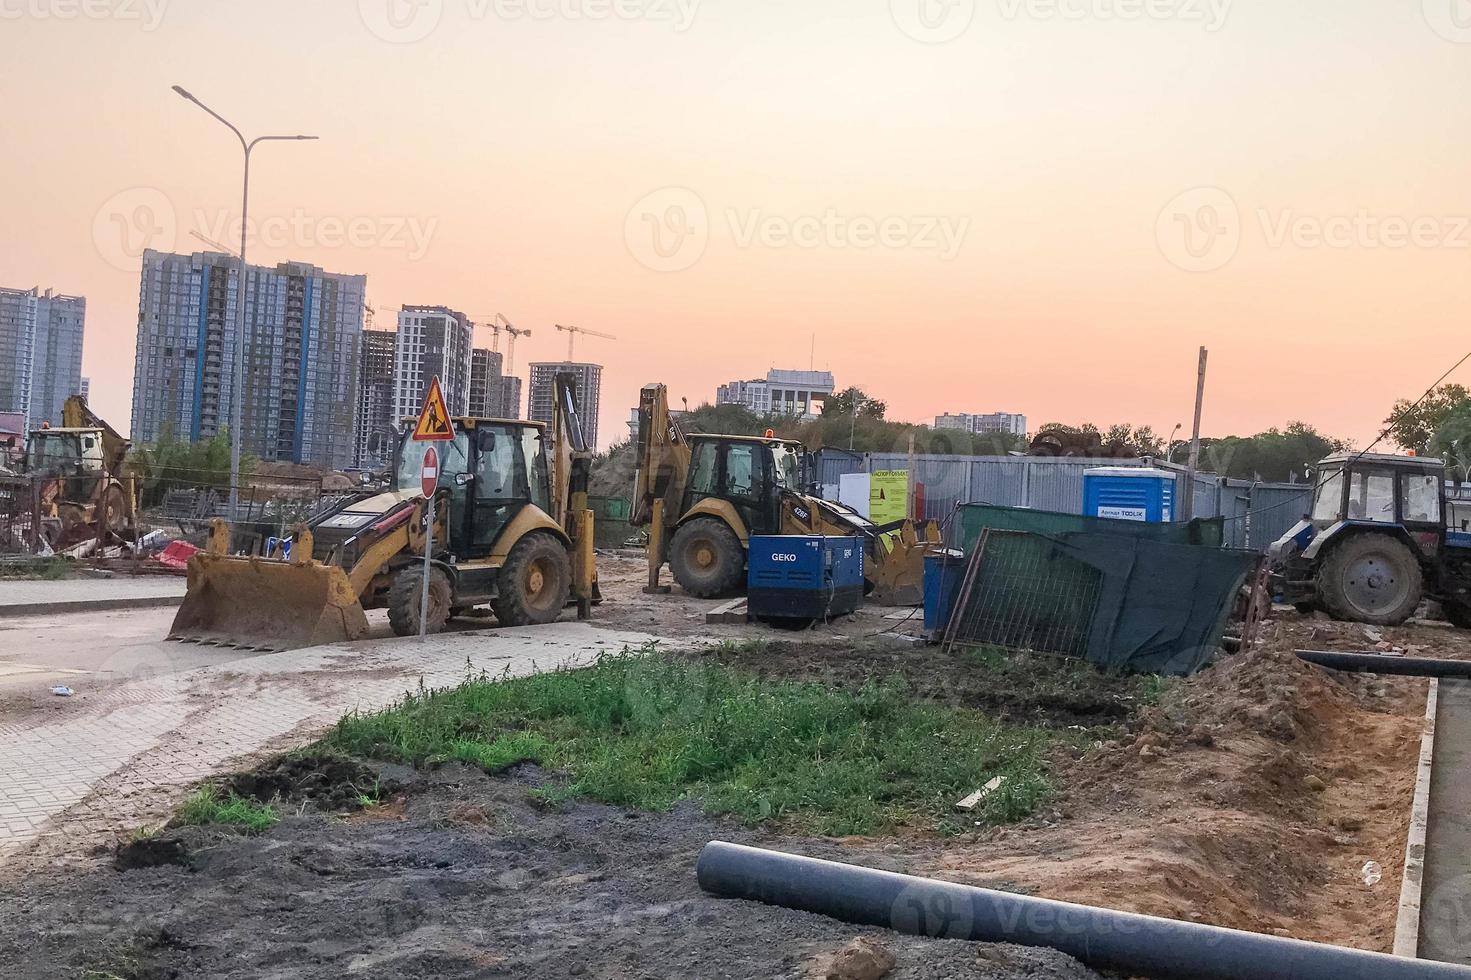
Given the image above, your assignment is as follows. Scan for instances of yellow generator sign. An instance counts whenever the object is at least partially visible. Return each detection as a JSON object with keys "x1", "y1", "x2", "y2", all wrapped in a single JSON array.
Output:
[{"x1": 869, "y1": 470, "x2": 910, "y2": 525}]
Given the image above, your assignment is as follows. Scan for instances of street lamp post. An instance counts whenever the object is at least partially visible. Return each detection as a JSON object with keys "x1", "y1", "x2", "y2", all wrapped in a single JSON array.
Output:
[{"x1": 172, "y1": 85, "x2": 317, "y2": 520}]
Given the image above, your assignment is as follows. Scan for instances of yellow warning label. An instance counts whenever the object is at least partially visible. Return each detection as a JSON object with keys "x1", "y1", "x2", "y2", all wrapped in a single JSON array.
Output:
[{"x1": 413, "y1": 376, "x2": 454, "y2": 441}]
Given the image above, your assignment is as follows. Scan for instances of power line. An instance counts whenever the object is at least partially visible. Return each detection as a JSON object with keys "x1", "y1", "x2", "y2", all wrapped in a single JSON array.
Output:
[{"x1": 1178, "y1": 347, "x2": 1471, "y2": 526}]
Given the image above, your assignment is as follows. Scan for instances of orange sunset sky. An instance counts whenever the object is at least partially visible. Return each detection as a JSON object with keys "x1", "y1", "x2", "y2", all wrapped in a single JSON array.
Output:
[{"x1": 5, "y1": 1, "x2": 1471, "y2": 451}]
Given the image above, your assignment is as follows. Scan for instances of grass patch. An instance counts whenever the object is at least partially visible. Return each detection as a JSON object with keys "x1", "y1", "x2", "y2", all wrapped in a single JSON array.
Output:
[
  {"x1": 175, "y1": 785, "x2": 277, "y2": 833},
  {"x1": 327, "y1": 648, "x2": 1057, "y2": 836},
  {"x1": 0, "y1": 556, "x2": 72, "y2": 580}
]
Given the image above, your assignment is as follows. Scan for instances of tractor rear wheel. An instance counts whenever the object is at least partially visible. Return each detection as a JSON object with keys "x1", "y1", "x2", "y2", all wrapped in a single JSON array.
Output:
[
  {"x1": 493, "y1": 532, "x2": 572, "y2": 626},
  {"x1": 388, "y1": 565, "x2": 454, "y2": 636},
  {"x1": 668, "y1": 518, "x2": 744, "y2": 598},
  {"x1": 1316, "y1": 534, "x2": 1422, "y2": 625}
]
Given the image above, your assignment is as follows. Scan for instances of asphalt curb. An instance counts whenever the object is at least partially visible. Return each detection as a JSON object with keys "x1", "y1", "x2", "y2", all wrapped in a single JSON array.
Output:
[{"x1": 0, "y1": 594, "x2": 185, "y2": 618}]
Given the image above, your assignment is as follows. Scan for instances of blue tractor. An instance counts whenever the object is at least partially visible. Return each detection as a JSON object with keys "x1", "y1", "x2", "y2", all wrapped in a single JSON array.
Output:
[{"x1": 1270, "y1": 452, "x2": 1471, "y2": 626}]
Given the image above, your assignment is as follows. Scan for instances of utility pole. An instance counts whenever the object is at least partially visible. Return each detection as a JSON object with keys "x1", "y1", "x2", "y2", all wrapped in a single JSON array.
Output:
[
  {"x1": 1182, "y1": 347, "x2": 1208, "y2": 521},
  {"x1": 172, "y1": 85, "x2": 317, "y2": 521}
]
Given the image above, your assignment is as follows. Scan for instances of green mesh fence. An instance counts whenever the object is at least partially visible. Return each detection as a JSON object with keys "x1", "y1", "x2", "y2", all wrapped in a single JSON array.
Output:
[
  {"x1": 946, "y1": 510, "x2": 1259, "y2": 675},
  {"x1": 955, "y1": 503, "x2": 1224, "y2": 551},
  {"x1": 945, "y1": 530, "x2": 1102, "y2": 659}
]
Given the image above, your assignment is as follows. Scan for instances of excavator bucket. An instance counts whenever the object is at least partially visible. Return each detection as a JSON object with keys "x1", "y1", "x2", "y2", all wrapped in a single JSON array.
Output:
[
  {"x1": 167, "y1": 521, "x2": 370, "y2": 652},
  {"x1": 866, "y1": 519, "x2": 944, "y2": 607}
]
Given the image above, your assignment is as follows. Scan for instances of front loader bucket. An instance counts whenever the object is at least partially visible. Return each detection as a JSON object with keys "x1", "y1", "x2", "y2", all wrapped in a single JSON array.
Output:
[
  {"x1": 866, "y1": 519, "x2": 943, "y2": 607},
  {"x1": 168, "y1": 553, "x2": 370, "y2": 653}
]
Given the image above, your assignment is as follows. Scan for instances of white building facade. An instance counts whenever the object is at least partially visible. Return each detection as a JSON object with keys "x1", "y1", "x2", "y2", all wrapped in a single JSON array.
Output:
[
  {"x1": 935, "y1": 412, "x2": 1027, "y2": 437},
  {"x1": 716, "y1": 368, "x2": 835, "y2": 419}
]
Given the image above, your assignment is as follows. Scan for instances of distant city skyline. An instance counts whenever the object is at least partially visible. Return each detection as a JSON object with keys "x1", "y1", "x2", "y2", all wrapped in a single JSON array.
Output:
[{"x1": 8, "y1": 5, "x2": 1470, "y2": 451}]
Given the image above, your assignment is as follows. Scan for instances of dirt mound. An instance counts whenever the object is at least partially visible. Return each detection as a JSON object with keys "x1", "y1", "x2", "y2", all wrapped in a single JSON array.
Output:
[
  {"x1": 924, "y1": 616, "x2": 1429, "y2": 951},
  {"x1": 114, "y1": 836, "x2": 191, "y2": 872},
  {"x1": 0, "y1": 764, "x2": 1103, "y2": 980},
  {"x1": 224, "y1": 752, "x2": 407, "y2": 812}
]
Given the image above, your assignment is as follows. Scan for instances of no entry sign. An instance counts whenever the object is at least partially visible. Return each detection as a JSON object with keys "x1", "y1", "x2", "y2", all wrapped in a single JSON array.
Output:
[{"x1": 421, "y1": 445, "x2": 440, "y2": 498}]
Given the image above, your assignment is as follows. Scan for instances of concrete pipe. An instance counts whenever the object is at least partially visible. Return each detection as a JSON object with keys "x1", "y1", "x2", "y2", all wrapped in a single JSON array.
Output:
[{"x1": 695, "y1": 841, "x2": 1471, "y2": 980}]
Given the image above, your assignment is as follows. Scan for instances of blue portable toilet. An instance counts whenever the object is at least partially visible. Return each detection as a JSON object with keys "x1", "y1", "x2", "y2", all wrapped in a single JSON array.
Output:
[{"x1": 1082, "y1": 467, "x2": 1176, "y2": 523}]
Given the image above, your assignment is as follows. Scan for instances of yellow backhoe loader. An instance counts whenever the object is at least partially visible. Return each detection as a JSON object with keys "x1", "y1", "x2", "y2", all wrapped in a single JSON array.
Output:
[
  {"x1": 169, "y1": 374, "x2": 597, "y2": 651},
  {"x1": 9, "y1": 395, "x2": 137, "y2": 547},
  {"x1": 631, "y1": 383, "x2": 940, "y2": 605}
]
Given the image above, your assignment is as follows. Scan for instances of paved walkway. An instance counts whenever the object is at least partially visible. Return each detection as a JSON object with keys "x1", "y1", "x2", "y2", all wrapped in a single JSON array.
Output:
[
  {"x1": 0, "y1": 577, "x2": 187, "y2": 616},
  {"x1": 0, "y1": 621, "x2": 666, "y2": 866}
]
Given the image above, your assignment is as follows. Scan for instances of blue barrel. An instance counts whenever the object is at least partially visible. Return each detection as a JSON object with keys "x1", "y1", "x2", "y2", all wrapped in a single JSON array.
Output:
[{"x1": 923, "y1": 549, "x2": 967, "y2": 634}]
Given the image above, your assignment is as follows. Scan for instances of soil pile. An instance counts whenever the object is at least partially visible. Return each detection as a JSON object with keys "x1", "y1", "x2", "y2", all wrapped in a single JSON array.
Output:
[{"x1": 924, "y1": 616, "x2": 1430, "y2": 951}]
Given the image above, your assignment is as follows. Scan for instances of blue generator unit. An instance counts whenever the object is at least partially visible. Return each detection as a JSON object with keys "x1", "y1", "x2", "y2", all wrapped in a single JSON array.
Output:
[
  {"x1": 748, "y1": 535, "x2": 864, "y2": 625},
  {"x1": 1082, "y1": 467, "x2": 1176, "y2": 523}
]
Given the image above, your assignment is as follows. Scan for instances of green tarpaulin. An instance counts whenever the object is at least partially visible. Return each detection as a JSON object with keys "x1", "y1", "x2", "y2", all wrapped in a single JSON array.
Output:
[{"x1": 947, "y1": 506, "x2": 1257, "y2": 675}]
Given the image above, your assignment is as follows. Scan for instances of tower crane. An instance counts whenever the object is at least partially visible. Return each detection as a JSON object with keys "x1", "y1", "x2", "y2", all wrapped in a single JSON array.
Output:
[
  {"x1": 554, "y1": 324, "x2": 617, "y2": 360},
  {"x1": 471, "y1": 313, "x2": 515, "y2": 353}
]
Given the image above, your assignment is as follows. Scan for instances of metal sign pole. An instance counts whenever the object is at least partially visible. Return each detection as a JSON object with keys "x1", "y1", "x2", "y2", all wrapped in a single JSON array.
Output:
[{"x1": 420, "y1": 492, "x2": 433, "y2": 640}]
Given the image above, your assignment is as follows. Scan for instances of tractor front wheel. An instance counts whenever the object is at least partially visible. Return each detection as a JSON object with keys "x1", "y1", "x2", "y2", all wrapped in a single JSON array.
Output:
[
  {"x1": 388, "y1": 565, "x2": 454, "y2": 636},
  {"x1": 494, "y1": 532, "x2": 572, "y2": 626},
  {"x1": 1316, "y1": 534, "x2": 1422, "y2": 626},
  {"x1": 668, "y1": 518, "x2": 745, "y2": 598}
]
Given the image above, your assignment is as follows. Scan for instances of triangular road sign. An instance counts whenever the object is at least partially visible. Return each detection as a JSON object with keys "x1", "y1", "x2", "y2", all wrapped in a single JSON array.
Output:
[{"x1": 413, "y1": 376, "x2": 454, "y2": 441}]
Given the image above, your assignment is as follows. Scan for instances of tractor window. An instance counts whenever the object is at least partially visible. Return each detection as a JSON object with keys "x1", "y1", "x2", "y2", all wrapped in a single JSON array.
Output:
[
  {"x1": 1311, "y1": 467, "x2": 1344, "y2": 522},
  {"x1": 396, "y1": 432, "x2": 469, "y2": 495},
  {"x1": 725, "y1": 444, "x2": 756, "y2": 498},
  {"x1": 1402, "y1": 473, "x2": 1442, "y2": 524},
  {"x1": 689, "y1": 442, "x2": 718, "y2": 496},
  {"x1": 474, "y1": 429, "x2": 518, "y2": 501},
  {"x1": 769, "y1": 444, "x2": 800, "y2": 491},
  {"x1": 1346, "y1": 469, "x2": 1395, "y2": 523},
  {"x1": 520, "y1": 427, "x2": 550, "y2": 512}
]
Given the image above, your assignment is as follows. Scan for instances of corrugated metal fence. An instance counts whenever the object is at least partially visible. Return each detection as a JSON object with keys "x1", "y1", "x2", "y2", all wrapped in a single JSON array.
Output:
[{"x1": 814, "y1": 451, "x2": 1313, "y2": 551}]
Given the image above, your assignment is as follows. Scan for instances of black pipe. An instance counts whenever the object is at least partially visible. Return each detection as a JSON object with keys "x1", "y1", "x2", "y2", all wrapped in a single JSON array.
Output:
[
  {"x1": 1295, "y1": 649, "x2": 1471, "y2": 678},
  {"x1": 695, "y1": 841, "x2": 1471, "y2": 980}
]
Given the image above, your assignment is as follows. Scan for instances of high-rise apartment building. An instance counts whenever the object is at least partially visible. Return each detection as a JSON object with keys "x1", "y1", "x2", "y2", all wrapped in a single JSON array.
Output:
[
  {"x1": 468, "y1": 348, "x2": 506, "y2": 418},
  {"x1": 500, "y1": 376, "x2": 523, "y2": 419},
  {"x1": 716, "y1": 368, "x2": 834, "y2": 419},
  {"x1": 527, "y1": 361, "x2": 602, "y2": 449},
  {"x1": 354, "y1": 328, "x2": 397, "y2": 469},
  {"x1": 392, "y1": 305, "x2": 472, "y2": 422},
  {"x1": 130, "y1": 250, "x2": 365, "y2": 469},
  {"x1": 0, "y1": 286, "x2": 85, "y2": 429}
]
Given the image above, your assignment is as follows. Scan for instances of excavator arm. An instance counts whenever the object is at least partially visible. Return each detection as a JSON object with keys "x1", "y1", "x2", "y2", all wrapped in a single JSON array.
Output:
[
  {"x1": 631, "y1": 383, "x2": 690, "y2": 529},
  {"x1": 550, "y1": 372, "x2": 597, "y2": 612}
]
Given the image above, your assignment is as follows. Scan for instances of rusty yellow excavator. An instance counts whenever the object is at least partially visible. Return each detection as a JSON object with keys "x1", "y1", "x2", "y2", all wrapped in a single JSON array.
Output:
[
  {"x1": 631, "y1": 383, "x2": 940, "y2": 605},
  {"x1": 169, "y1": 374, "x2": 598, "y2": 652}
]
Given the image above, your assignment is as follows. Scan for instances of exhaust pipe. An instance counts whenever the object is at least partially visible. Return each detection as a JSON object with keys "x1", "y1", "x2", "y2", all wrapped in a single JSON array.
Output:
[{"x1": 695, "y1": 841, "x2": 1471, "y2": 980}]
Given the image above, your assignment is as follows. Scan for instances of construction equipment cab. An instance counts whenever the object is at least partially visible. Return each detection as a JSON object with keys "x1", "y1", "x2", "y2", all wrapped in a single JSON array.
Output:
[
  {"x1": 631, "y1": 382, "x2": 939, "y2": 604},
  {"x1": 22, "y1": 395, "x2": 136, "y2": 544},
  {"x1": 170, "y1": 374, "x2": 597, "y2": 651},
  {"x1": 1270, "y1": 452, "x2": 1471, "y2": 626}
]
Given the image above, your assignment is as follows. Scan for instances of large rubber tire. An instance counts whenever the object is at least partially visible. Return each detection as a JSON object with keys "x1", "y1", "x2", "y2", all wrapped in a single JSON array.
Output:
[
  {"x1": 493, "y1": 532, "x2": 572, "y2": 627},
  {"x1": 1316, "y1": 534, "x2": 1423, "y2": 626},
  {"x1": 388, "y1": 565, "x2": 453, "y2": 637},
  {"x1": 102, "y1": 486, "x2": 127, "y2": 533},
  {"x1": 668, "y1": 518, "x2": 745, "y2": 598}
]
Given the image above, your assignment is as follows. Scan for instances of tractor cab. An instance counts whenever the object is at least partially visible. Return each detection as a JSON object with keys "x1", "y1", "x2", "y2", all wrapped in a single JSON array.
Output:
[
  {"x1": 683, "y1": 434, "x2": 803, "y2": 539},
  {"x1": 394, "y1": 419, "x2": 552, "y2": 560},
  {"x1": 1306, "y1": 452, "x2": 1445, "y2": 534},
  {"x1": 26, "y1": 427, "x2": 108, "y2": 508},
  {"x1": 1271, "y1": 452, "x2": 1451, "y2": 625}
]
